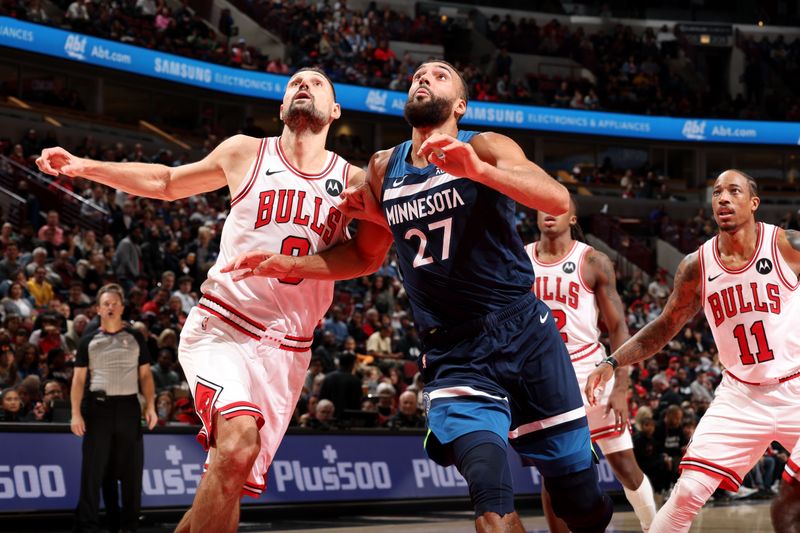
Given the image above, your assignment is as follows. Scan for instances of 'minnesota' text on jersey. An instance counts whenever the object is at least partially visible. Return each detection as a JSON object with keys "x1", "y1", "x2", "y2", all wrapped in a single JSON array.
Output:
[{"x1": 381, "y1": 131, "x2": 535, "y2": 332}]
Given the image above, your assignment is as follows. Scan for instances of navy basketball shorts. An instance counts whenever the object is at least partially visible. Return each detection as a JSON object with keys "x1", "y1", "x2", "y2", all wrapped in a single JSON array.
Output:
[{"x1": 420, "y1": 292, "x2": 593, "y2": 477}]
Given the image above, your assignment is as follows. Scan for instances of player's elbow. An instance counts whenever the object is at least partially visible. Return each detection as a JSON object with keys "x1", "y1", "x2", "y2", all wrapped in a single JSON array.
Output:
[{"x1": 547, "y1": 185, "x2": 570, "y2": 215}]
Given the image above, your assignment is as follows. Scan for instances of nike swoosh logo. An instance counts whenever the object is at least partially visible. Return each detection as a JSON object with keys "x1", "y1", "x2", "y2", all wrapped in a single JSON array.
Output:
[
  {"x1": 539, "y1": 312, "x2": 549, "y2": 324},
  {"x1": 265, "y1": 168, "x2": 284, "y2": 176},
  {"x1": 707, "y1": 273, "x2": 722, "y2": 282},
  {"x1": 393, "y1": 176, "x2": 407, "y2": 187}
]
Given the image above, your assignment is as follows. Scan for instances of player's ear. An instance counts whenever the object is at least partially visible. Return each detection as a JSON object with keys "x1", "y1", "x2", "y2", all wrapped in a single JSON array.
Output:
[
  {"x1": 331, "y1": 103, "x2": 341, "y2": 121},
  {"x1": 279, "y1": 104, "x2": 284, "y2": 121},
  {"x1": 454, "y1": 98, "x2": 467, "y2": 120},
  {"x1": 750, "y1": 194, "x2": 760, "y2": 213}
]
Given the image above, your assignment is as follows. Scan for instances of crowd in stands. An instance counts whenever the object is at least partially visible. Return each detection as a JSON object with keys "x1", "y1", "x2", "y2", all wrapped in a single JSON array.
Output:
[
  {"x1": 0, "y1": 128, "x2": 791, "y2": 500},
  {"x1": 2, "y1": 0, "x2": 797, "y2": 121}
]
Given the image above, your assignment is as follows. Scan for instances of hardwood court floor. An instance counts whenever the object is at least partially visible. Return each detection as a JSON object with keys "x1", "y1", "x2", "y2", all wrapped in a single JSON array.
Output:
[{"x1": 242, "y1": 500, "x2": 774, "y2": 532}]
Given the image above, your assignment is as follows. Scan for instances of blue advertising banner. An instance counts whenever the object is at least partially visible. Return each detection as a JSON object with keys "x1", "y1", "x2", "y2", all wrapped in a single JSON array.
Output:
[
  {"x1": 0, "y1": 430, "x2": 620, "y2": 512},
  {"x1": 2, "y1": 17, "x2": 799, "y2": 145}
]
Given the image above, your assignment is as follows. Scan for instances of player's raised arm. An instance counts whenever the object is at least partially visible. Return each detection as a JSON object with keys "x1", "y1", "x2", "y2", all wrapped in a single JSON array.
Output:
[
  {"x1": 417, "y1": 131, "x2": 569, "y2": 215},
  {"x1": 222, "y1": 152, "x2": 394, "y2": 281},
  {"x1": 35, "y1": 135, "x2": 256, "y2": 201},
  {"x1": 586, "y1": 252, "x2": 703, "y2": 404}
]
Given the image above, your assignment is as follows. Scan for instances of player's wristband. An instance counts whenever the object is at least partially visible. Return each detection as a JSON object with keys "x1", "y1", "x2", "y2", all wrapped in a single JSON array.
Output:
[{"x1": 598, "y1": 356, "x2": 619, "y2": 370}]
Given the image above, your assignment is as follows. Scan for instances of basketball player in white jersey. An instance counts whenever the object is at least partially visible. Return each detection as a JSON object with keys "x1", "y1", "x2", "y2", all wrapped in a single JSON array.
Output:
[
  {"x1": 526, "y1": 198, "x2": 657, "y2": 532},
  {"x1": 35, "y1": 68, "x2": 391, "y2": 533},
  {"x1": 586, "y1": 170, "x2": 800, "y2": 533}
]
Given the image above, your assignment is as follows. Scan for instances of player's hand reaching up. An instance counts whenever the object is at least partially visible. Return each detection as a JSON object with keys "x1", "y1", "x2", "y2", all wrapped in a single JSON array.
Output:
[
  {"x1": 585, "y1": 363, "x2": 614, "y2": 406},
  {"x1": 417, "y1": 133, "x2": 487, "y2": 180},
  {"x1": 605, "y1": 387, "x2": 629, "y2": 434},
  {"x1": 36, "y1": 147, "x2": 86, "y2": 177},
  {"x1": 220, "y1": 250, "x2": 296, "y2": 281}
]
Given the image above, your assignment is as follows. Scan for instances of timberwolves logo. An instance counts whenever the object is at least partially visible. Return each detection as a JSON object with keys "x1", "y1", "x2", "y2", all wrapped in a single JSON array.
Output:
[
  {"x1": 563, "y1": 262, "x2": 576, "y2": 274},
  {"x1": 325, "y1": 179, "x2": 343, "y2": 196},
  {"x1": 756, "y1": 258, "x2": 773, "y2": 275}
]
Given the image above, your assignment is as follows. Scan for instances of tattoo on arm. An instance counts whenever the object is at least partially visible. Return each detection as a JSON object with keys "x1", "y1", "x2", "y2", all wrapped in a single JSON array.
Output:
[
  {"x1": 588, "y1": 251, "x2": 629, "y2": 352},
  {"x1": 615, "y1": 253, "x2": 702, "y2": 367}
]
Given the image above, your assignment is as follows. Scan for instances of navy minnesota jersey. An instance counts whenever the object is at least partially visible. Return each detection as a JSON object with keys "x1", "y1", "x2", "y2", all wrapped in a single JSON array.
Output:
[{"x1": 381, "y1": 130, "x2": 535, "y2": 333}]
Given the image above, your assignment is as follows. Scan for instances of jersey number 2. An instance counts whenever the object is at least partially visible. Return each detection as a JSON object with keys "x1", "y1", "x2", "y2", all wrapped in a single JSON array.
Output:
[
  {"x1": 279, "y1": 236, "x2": 310, "y2": 285},
  {"x1": 552, "y1": 309, "x2": 568, "y2": 343},
  {"x1": 404, "y1": 218, "x2": 452, "y2": 268},
  {"x1": 733, "y1": 320, "x2": 774, "y2": 365}
]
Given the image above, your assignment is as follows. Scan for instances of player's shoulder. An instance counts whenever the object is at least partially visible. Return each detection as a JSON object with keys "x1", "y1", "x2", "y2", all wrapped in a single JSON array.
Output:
[
  {"x1": 213, "y1": 134, "x2": 263, "y2": 159},
  {"x1": 367, "y1": 148, "x2": 395, "y2": 181},
  {"x1": 675, "y1": 251, "x2": 702, "y2": 285}
]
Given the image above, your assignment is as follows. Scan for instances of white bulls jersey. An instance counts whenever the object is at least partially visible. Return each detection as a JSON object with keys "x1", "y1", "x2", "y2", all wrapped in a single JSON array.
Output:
[
  {"x1": 200, "y1": 136, "x2": 350, "y2": 339},
  {"x1": 699, "y1": 222, "x2": 800, "y2": 384},
  {"x1": 526, "y1": 240, "x2": 604, "y2": 366}
]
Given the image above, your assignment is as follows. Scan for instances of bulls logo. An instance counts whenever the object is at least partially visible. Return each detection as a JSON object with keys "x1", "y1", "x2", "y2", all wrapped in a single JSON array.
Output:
[
  {"x1": 563, "y1": 262, "x2": 576, "y2": 274},
  {"x1": 325, "y1": 179, "x2": 343, "y2": 196},
  {"x1": 756, "y1": 258, "x2": 773, "y2": 275}
]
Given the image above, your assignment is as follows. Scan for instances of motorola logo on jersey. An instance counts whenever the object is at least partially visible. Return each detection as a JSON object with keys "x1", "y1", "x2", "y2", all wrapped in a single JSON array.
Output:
[
  {"x1": 325, "y1": 179, "x2": 343, "y2": 196},
  {"x1": 563, "y1": 262, "x2": 576, "y2": 274},
  {"x1": 756, "y1": 258, "x2": 773, "y2": 275}
]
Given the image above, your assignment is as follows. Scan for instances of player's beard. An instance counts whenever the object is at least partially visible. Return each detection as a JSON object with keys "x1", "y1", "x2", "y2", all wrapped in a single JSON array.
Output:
[
  {"x1": 404, "y1": 92, "x2": 453, "y2": 128},
  {"x1": 284, "y1": 100, "x2": 327, "y2": 134}
]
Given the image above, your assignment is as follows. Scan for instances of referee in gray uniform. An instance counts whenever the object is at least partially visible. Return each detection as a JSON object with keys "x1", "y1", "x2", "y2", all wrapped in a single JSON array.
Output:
[{"x1": 71, "y1": 284, "x2": 157, "y2": 533}]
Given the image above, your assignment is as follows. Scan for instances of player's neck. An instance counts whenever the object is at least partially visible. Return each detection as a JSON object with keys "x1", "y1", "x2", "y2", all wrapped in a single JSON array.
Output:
[
  {"x1": 410, "y1": 123, "x2": 459, "y2": 168},
  {"x1": 279, "y1": 128, "x2": 329, "y2": 172},
  {"x1": 537, "y1": 234, "x2": 574, "y2": 260},
  {"x1": 717, "y1": 220, "x2": 759, "y2": 259}
]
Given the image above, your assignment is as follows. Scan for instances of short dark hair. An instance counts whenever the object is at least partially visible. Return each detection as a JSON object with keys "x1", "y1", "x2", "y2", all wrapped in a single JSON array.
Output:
[
  {"x1": 731, "y1": 169, "x2": 759, "y2": 197},
  {"x1": 414, "y1": 59, "x2": 469, "y2": 102},
  {"x1": 291, "y1": 67, "x2": 336, "y2": 100}
]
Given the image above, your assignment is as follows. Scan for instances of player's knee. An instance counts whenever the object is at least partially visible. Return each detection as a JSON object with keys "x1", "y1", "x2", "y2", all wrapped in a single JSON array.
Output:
[
  {"x1": 771, "y1": 481, "x2": 800, "y2": 533},
  {"x1": 669, "y1": 474, "x2": 712, "y2": 511},
  {"x1": 606, "y1": 452, "x2": 643, "y2": 488},
  {"x1": 215, "y1": 417, "x2": 260, "y2": 476},
  {"x1": 453, "y1": 433, "x2": 515, "y2": 518},
  {"x1": 544, "y1": 466, "x2": 612, "y2": 533}
]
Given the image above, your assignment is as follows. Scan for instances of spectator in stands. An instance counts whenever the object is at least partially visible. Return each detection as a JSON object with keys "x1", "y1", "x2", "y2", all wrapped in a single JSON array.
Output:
[
  {"x1": 113, "y1": 224, "x2": 143, "y2": 288},
  {"x1": 395, "y1": 325, "x2": 422, "y2": 360},
  {"x1": 156, "y1": 390, "x2": 175, "y2": 425},
  {"x1": 319, "y1": 352, "x2": 362, "y2": 419},
  {"x1": 172, "y1": 276, "x2": 197, "y2": 315},
  {"x1": 27, "y1": 267, "x2": 55, "y2": 309},
  {"x1": 66, "y1": 314, "x2": 89, "y2": 353},
  {"x1": 0, "y1": 241, "x2": 22, "y2": 282},
  {"x1": 654, "y1": 404, "x2": 687, "y2": 485},
  {"x1": 2, "y1": 283, "x2": 33, "y2": 319},
  {"x1": 374, "y1": 382, "x2": 396, "y2": 424},
  {"x1": 366, "y1": 323, "x2": 396, "y2": 359},
  {"x1": 301, "y1": 398, "x2": 336, "y2": 430},
  {"x1": 151, "y1": 348, "x2": 181, "y2": 392},
  {"x1": 0, "y1": 387, "x2": 23, "y2": 422},
  {"x1": 302, "y1": 356, "x2": 324, "y2": 395},
  {"x1": 25, "y1": 378, "x2": 65, "y2": 422},
  {"x1": 323, "y1": 305, "x2": 349, "y2": 344},
  {"x1": 81, "y1": 186, "x2": 109, "y2": 224},
  {"x1": 65, "y1": 0, "x2": 90, "y2": 31},
  {"x1": 38, "y1": 211, "x2": 64, "y2": 247},
  {"x1": 313, "y1": 331, "x2": 340, "y2": 373},
  {"x1": 633, "y1": 417, "x2": 672, "y2": 493},
  {"x1": 386, "y1": 390, "x2": 425, "y2": 429},
  {"x1": 689, "y1": 369, "x2": 714, "y2": 403},
  {"x1": 0, "y1": 345, "x2": 19, "y2": 389}
]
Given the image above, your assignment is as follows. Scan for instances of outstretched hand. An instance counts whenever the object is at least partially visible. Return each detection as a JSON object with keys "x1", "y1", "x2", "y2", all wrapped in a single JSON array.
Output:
[
  {"x1": 220, "y1": 250, "x2": 296, "y2": 281},
  {"x1": 417, "y1": 133, "x2": 487, "y2": 180},
  {"x1": 36, "y1": 147, "x2": 86, "y2": 177}
]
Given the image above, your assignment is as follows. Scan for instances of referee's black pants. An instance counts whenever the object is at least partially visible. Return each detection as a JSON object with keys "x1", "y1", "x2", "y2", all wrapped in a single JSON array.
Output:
[{"x1": 74, "y1": 394, "x2": 143, "y2": 533}]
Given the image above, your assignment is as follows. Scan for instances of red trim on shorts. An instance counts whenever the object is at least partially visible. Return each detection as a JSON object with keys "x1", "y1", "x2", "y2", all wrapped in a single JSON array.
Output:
[
  {"x1": 577, "y1": 246, "x2": 594, "y2": 294},
  {"x1": 280, "y1": 344, "x2": 311, "y2": 352},
  {"x1": 772, "y1": 227, "x2": 799, "y2": 291},
  {"x1": 198, "y1": 303, "x2": 261, "y2": 340},
  {"x1": 277, "y1": 137, "x2": 338, "y2": 179},
  {"x1": 679, "y1": 456, "x2": 742, "y2": 491},
  {"x1": 218, "y1": 401, "x2": 266, "y2": 430},
  {"x1": 202, "y1": 294, "x2": 266, "y2": 331},
  {"x1": 725, "y1": 368, "x2": 800, "y2": 386},
  {"x1": 570, "y1": 344, "x2": 602, "y2": 363},
  {"x1": 231, "y1": 138, "x2": 267, "y2": 207},
  {"x1": 783, "y1": 458, "x2": 800, "y2": 485},
  {"x1": 590, "y1": 424, "x2": 627, "y2": 441},
  {"x1": 285, "y1": 334, "x2": 313, "y2": 342},
  {"x1": 711, "y1": 222, "x2": 764, "y2": 274}
]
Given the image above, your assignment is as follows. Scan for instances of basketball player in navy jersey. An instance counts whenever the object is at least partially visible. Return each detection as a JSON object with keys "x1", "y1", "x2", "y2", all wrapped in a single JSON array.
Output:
[{"x1": 226, "y1": 60, "x2": 613, "y2": 533}]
